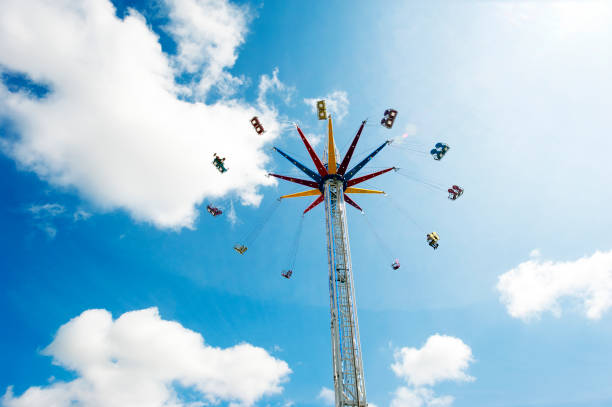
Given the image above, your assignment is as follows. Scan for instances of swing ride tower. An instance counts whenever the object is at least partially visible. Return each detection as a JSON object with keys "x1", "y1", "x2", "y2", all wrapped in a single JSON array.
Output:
[
  {"x1": 323, "y1": 176, "x2": 366, "y2": 407},
  {"x1": 269, "y1": 117, "x2": 395, "y2": 407}
]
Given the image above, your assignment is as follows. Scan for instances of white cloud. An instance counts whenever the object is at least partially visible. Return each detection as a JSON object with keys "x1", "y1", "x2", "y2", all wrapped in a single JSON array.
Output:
[
  {"x1": 529, "y1": 248, "x2": 541, "y2": 258},
  {"x1": 497, "y1": 250, "x2": 612, "y2": 321},
  {"x1": 391, "y1": 335, "x2": 474, "y2": 387},
  {"x1": 227, "y1": 200, "x2": 238, "y2": 226},
  {"x1": 390, "y1": 387, "x2": 453, "y2": 407},
  {"x1": 306, "y1": 133, "x2": 323, "y2": 147},
  {"x1": 28, "y1": 203, "x2": 65, "y2": 218},
  {"x1": 2, "y1": 307, "x2": 291, "y2": 407},
  {"x1": 304, "y1": 90, "x2": 349, "y2": 122},
  {"x1": 27, "y1": 203, "x2": 65, "y2": 238},
  {"x1": 317, "y1": 387, "x2": 334, "y2": 406},
  {"x1": 0, "y1": 0, "x2": 284, "y2": 230},
  {"x1": 258, "y1": 68, "x2": 295, "y2": 109},
  {"x1": 73, "y1": 209, "x2": 92, "y2": 222},
  {"x1": 390, "y1": 335, "x2": 474, "y2": 407},
  {"x1": 166, "y1": 0, "x2": 249, "y2": 98}
]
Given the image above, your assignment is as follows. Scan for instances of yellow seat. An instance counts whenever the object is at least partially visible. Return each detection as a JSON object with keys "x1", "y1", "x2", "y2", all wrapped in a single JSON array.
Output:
[{"x1": 317, "y1": 100, "x2": 327, "y2": 120}]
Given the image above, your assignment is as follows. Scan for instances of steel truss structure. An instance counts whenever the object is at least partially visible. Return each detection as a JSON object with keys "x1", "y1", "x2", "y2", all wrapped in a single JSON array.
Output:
[{"x1": 325, "y1": 179, "x2": 366, "y2": 407}]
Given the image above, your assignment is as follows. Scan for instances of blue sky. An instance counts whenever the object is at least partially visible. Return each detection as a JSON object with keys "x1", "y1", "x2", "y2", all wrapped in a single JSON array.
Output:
[{"x1": 1, "y1": 1, "x2": 612, "y2": 407}]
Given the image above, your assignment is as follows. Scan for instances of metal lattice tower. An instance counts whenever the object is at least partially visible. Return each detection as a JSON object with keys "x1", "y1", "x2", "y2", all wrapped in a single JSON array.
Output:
[
  {"x1": 269, "y1": 117, "x2": 394, "y2": 407},
  {"x1": 324, "y1": 179, "x2": 366, "y2": 407}
]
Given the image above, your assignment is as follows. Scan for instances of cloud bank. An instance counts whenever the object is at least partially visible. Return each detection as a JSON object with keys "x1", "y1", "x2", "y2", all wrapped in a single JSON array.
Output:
[
  {"x1": 497, "y1": 250, "x2": 612, "y2": 320},
  {"x1": 2, "y1": 308, "x2": 290, "y2": 407},
  {"x1": 0, "y1": 0, "x2": 284, "y2": 229}
]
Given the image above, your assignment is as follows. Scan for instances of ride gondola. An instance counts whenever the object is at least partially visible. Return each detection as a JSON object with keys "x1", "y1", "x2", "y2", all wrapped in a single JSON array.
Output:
[
  {"x1": 430, "y1": 143, "x2": 450, "y2": 160},
  {"x1": 447, "y1": 185, "x2": 464, "y2": 200},
  {"x1": 213, "y1": 153, "x2": 228, "y2": 173},
  {"x1": 207, "y1": 205, "x2": 223, "y2": 216},
  {"x1": 426, "y1": 232, "x2": 440, "y2": 249}
]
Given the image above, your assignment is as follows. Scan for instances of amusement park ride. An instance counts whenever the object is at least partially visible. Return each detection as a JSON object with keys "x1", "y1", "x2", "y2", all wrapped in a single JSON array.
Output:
[
  {"x1": 270, "y1": 117, "x2": 391, "y2": 407},
  {"x1": 209, "y1": 104, "x2": 462, "y2": 407}
]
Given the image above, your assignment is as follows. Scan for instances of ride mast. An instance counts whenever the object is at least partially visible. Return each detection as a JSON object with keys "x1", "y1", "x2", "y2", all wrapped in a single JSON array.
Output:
[
  {"x1": 324, "y1": 172, "x2": 366, "y2": 407},
  {"x1": 269, "y1": 117, "x2": 394, "y2": 407}
]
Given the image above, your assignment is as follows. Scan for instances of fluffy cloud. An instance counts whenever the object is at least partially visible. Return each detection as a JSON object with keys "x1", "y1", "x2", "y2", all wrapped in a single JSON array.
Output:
[
  {"x1": 304, "y1": 90, "x2": 349, "y2": 122},
  {"x1": 497, "y1": 250, "x2": 612, "y2": 320},
  {"x1": 391, "y1": 335, "x2": 474, "y2": 387},
  {"x1": 529, "y1": 248, "x2": 541, "y2": 258},
  {"x1": 166, "y1": 0, "x2": 249, "y2": 98},
  {"x1": 258, "y1": 68, "x2": 295, "y2": 109},
  {"x1": 390, "y1": 387, "x2": 453, "y2": 407},
  {"x1": 390, "y1": 335, "x2": 474, "y2": 407},
  {"x1": 0, "y1": 0, "x2": 283, "y2": 229},
  {"x1": 317, "y1": 387, "x2": 334, "y2": 406},
  {"x1": 2, "y1": 308, "x2": 291, "y2": 407}
]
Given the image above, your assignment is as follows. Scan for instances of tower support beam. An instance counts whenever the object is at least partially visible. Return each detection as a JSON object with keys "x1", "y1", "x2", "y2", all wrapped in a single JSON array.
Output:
[{"x1": 324, "y1": 179, "x2": 367, "y2": 407}]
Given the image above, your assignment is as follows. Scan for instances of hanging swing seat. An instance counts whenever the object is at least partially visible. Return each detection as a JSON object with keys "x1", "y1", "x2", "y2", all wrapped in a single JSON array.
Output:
[
  {"x1": 281, "y1": 270, "x2": 293, "y2": 279},
  {"x1": 207, "y1": 205, "x2": 223, "y2": 216},
  {"x1": 426, "y1": 232, "x2": 440, "y2": 249},
  {"x1": 430, "y1": 143, "x2": 450, "y2": 160},
  {"x1": 233, "y1": 244, "x2": 247, "y2": 254},
  {"x1": 447, "y1": 185, "x2": 464, "y2": 200},
  {"x1": 251, "y1": 116, "x2": 264, "y2": 135},
  {"x1": 213, "y1": 153, "x2": 228, "y2": 173},
  {"x1": 317, "y1": 100, "x2": 327, "y2": 120},
  {"x1": 381, "y1": 108, "x2": 398, "y2": 129}
]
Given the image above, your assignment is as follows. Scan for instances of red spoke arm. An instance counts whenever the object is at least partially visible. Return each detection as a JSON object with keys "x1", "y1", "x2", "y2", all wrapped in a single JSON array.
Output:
[
  {"x1": 346, "y1": 167, "x2": 396, "y2": 187},
  {"x1": 268, "y1": 173, "x2": 319, "y2": 189},
  {"x1": 296, "y1": 125, "x2": 328, "y2": 177},
  {"x1": 304, "y1": 195, "x2": 324, "y2": 214},
  {"x1": 337, "y1": 120, "x2": 366, "y2": 175},
  {"x1": 344, "y1": 195, "x2": 363, "y2": 212}
]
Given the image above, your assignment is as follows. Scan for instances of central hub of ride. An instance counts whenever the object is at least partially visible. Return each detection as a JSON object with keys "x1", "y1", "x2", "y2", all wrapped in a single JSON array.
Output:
[{"x1": 320, "y1": 173, "x2": 344, "y2": 192}]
